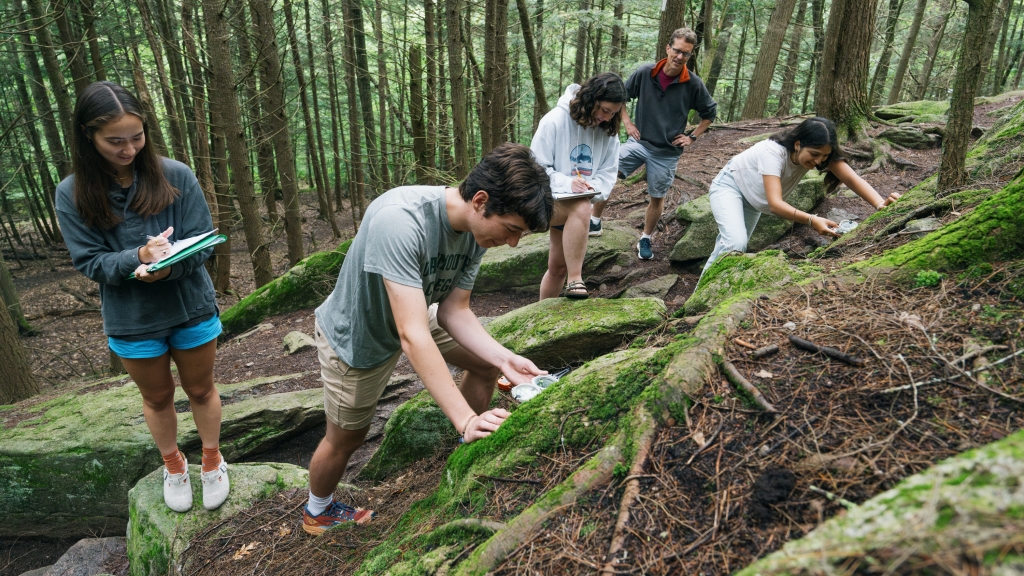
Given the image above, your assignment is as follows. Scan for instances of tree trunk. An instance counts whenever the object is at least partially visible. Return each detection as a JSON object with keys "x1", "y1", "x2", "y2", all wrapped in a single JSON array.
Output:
[
  {"x1": 939, "y1": 0, "x2": 1000, "y2": 191},
  {"x1": 726, "y1": 9, "x2": 749, "y2": 121},
  {"x1": 816, "y1": 0, "x2": 877, "y2": 139},
  {"x1": 991, "y1": 0, "x2": 1015, "y2": 93},
  {"x1": 802, "y1": 0, "x2": 826, "y2": 112},
  {"x1": 346, "y1": 0, "x2": 382, "y2": 195},
  {"x1": 481, "y1": 0, "x2": 510, "y2": 153},
  {"x1": 886, "y1": 0, "x2": 928, "y2": 104},
  {"x1": 203, "y1": 0, "x2": 274, "y2": 287},
  {"x1": 610, "y1": 0, "x2": 624, "y2": 73},
  {"x1": 22, "y1": 0, "x2": 74, "y2": 149},
  {"x1": 411, "y1": 45, "x2": 430, "y2": 183},
  {"x1": 82, "y1": 0, "x2": 106, "y2": 80},
  {"x1": 445, "y1": 0, "x2": 469, "y2": 179},
  {"x1": 373, "y1": 0, "x2": 392, "y2": 189},
  {"x1": 249, "y1": 0, "x2": 306, "y2": 265},
  {"x1": 0, "y1": 284, "x2": 39, "y2": 405},
  {"x1": 741, "y1": 0, "x2": 798, "y2": 119},
  {"x1": 978, "y1": 0, "x2": 1013, "y2": 92},
  {"x1": 14, "y1": 74, "x2": 62, "y2": 243},
  {"x1": 341, "y1": 0, "x2": 367, "y2": 222},
  {"x1": 207, "y1": 104, "x2": 233, "y2": 293},
  {"x1": 321, "y1": 0, "x2": 345, "y2": 213},
  {"x1": 574, "y1": 0, "x2": 590, "y2": 83},
  {"x1": 53, "y1": 0, "x2": 91, "y2": 96},
  {"x1": 0, "y1": 251, "x2": 35, "y2": 336},
  {"x1": 705, "y1": 8, "x2": 736, "y2": 96},
  {"x1": 15, "y1": 16, "x2": 70, "y2": 179},
  {"x1": 303, "y1": 0, "x2": 333, "y2": 205},
  {"x1": 129, "y1": 45, "x2": 169, "y2": 156},
  {"x1": 917, "y1": 0, "x2": 954, "y2": 98},
  {"x1": 658, "y1": 0, "x2": 686, "y2": 55},
  {"x1": 235, "y1": 2, "x2": 278, "y2": 224},
  {"x1": 776, "y1": 0, "x2": 808, "y2": 116},
  {"x1": 869, "y1": 0, "x2": 904, "y2": 105},
  {"x1": 423, "y1": 0, "x2": 438, "y2": 178},
  {"x1": 515, "y1": 0, "x2": 549, "y2": 131},
  {"x1": 135, "y1": 0, "x2": 189, "y2": 161}
]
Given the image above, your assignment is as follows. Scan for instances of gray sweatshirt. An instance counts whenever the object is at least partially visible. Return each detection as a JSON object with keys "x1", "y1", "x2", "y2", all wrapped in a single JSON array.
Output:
[
  {"x1": 55, "y1": 158, "x2": 218, "y2": 338},
  {"x1": 624, "y1": 60, "x2": 718, "y2": 153}
]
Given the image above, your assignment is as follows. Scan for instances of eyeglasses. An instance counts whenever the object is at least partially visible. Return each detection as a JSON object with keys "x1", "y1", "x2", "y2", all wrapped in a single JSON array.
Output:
[{"x1": 669, "y1": 47, "x2": 693, "y2": 59}]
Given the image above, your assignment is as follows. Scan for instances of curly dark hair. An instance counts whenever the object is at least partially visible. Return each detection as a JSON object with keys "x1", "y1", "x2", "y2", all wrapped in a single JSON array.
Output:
[
  {"x1": 770, "y1": 116, "x2": 847, "y2": 192},
  {"x1": 459, "y1": 142, "x2": 553, "y2": 232},
  {"x1": 568, "y1": 72, "x2": 628, "y2": 137}
]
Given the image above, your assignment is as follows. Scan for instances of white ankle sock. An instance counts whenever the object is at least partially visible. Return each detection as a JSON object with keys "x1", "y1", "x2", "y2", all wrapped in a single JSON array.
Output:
[
  {"x1": 307, "y1": 491, "x2": 333, "y2": 516},
  {"x1": 591, "y1": 216, "x2": 601, "y2": 224},
  {"x1": 641, "y1": 233, "x2": 653, "y2": 240}
]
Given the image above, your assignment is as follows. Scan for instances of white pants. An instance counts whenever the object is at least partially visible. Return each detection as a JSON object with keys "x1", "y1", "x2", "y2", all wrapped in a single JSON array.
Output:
[{"x1": 700, "y1": 166, "x2": 763, "y2": 278}]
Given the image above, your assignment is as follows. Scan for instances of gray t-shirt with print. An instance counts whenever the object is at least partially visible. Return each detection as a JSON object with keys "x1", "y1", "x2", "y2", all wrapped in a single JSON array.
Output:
[{"x1": 315, "y1": 186, "x2": 487, "y2": 369}]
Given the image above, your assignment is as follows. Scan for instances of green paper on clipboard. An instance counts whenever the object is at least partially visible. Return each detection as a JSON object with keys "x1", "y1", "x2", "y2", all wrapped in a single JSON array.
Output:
[{"x1": 128, "y1": 230, "x2": 226, "y2": 279}]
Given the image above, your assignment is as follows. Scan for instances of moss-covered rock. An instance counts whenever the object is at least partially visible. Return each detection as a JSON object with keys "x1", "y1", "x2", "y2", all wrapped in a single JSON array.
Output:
[
  {"x1": 669, "y1": 173, "x2": 826, "y2": 263},
  {"x1": 0, "y1": 373, "x2": 322, "y2": 538},
  {"x1": 358, "y1": 390, "x2": 455, "y2": 481},
  {"x1": 735, "y1": 429, "x2": 1024, "y2": 576},
  {"x1": 474, "y1": 221, "x2": 636, "y2": 293},
  {"x1": 684, "y1": 251, "x2": 822, "y2": 315},
  {"x1": 620, "y1": 274, "x2": 678, "y2": 299},
  {"x1": 485, "y1": 297, "x2": 667, "y2": 368},
  {"x1": 878, "y1": 126, "x2": 942, "y2": 148},
  {"x1": 127, "y1": 462, "x2": 308, "y2": 576},
  {"x1": 220, "y1": 239, "x2": 352, "y2": 335},
  {"x1": 874, "y1": 99, "x2": 950, "y2": 121}
]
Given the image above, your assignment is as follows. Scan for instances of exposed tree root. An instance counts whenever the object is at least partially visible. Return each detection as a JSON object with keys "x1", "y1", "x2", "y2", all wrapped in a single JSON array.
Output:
[
  {"x1": 873, "y1": 197, "x2": 956, "y2": 239},
  {"x1": 720, "y1": 360, "x2": 778, "y2": 412},
  {"x1": 599, "y1": 411, "x2": 657, "y2": 575}
]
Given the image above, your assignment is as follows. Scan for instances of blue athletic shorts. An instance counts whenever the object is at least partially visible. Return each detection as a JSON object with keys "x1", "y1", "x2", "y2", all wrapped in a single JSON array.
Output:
[{"x1": 108, "y1": 315, "x2": 222, "y2": 359}]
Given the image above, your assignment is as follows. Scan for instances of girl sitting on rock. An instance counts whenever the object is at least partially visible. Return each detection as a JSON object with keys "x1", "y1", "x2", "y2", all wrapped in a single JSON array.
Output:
[
  {"x1": 531, "y1": 72, "x2": 626, "y2": 300},
  {"x1": 701, "y1": 117, "x2": 902, "y2": 277},
  {"x1": 55, "y1": 81, "x2": 229, "y2": 513}
]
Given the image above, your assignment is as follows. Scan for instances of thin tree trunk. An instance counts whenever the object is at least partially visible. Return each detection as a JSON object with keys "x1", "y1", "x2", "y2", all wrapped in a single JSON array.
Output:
[
  {"x1": 82, "y1": 0, "x2": 106, "y2": 80},
  {"x1": 705, "y1": 7, "x2": 736, "y2": 96},
  {"x1": 816, "y1": 0, "x2": 877, "y2": 138},
  {"x1": 22, "y1": 0, "x2": 74, "y2": 148},
  {"x1": 341, "y1": 0, "x2": 367, "y2": 222},
  {"x1": 14, "y1": 75, "x2": 62, "y2": 242},
  {"x1": 411, "y1": 45, "x2": 430, "y2": 183},
  {"x1": 436, "y1": 11, "x2": 453, "y2": 173},
  {"x1": 203, "y1": 0, "x2": 274, "y2": 287},
  {"x1": 482, "y1": 0, "x2": 510, "y2": 152},
  {"x1": 610, "y1": 0, "x2": 624, "y2": 73},
  {"x1": 574, "y1": 0, "x2": 590, "y2": 83},
  {"x1": 53, "y1": 0, "x2": 91, "y2": 96},
  {"x1": 887, "y1": 0, "x2": 928, "y2": 104},
  {"x1": 424, "y1": 0, "x2": 438, "y2": 177},
  {"x1": 992, "y1": 0, "x2": 1017, "y2": 93},
  {"x1": 515, "y1": 0, "x2": 549, "y2": 131},
  {"x1": 346, "y1": 0, "x2": 382, "y2": 195},
  {"x1": 154, "y1": 0, "x2": 195, "y2": 164},
  {"x1": 0, "y1": 251, "x2": 35, "y2": 336},
  {"x1": 236, "y1": 3, "x2": 278, "y2": 224},
  {"x1": 321, "y1": 0, "x2": 345, "y2": 213},
  {"x1": 939, "y1": 0, "x2": 999, "y2": 191},
  {"x1": 135, "y1": 0, "x2": 189, "y2": 160},
  {"x1": 373, "y1": 0, "x2": 392, "y2": 189},
  {"x1": 250, "y1": 0, "x2": 306, "y2": 265},
  {"x1": 306, "y1": 0, "x2": 334, "y2": 201},
  {"x1": 208, "y1": 104, "x2": 233, "y2": 293},
  {"x1": 0, "y1": 269, "x2": 39, "y2": 405},
  {"x1": 978, "y1": 0, "x2": 1013, "y2": 92},
  {"x1": 802, "y1": 0, "x2": 826, "y2": 112},
  {"x1": 869, "y1": 0, "x2": 904, "y2": 104},
  {"x1": 129, "y1": 45, "x2": 169, "y2": 156},
  {"x1": 445, "y1": 0, "x2": 469, "y2": 179},
  {"x1": 16, "y1": 16, "x2": 70, "y2": 178},
  {"x1": 726, "y1": 9, "x2": 748, "y2": 121},
  {"x1": 777, "y1": 0, "x2": 808, "y2": 116},
  {"x1": 918, "y1": 0, "x2": 954, "y2": 97},
  {"x1": 741, "y1": 0, "x2": 798, "y2": 119},
  {"x1": 658, "y1": 0, "x2": 686, "y2": 55}
]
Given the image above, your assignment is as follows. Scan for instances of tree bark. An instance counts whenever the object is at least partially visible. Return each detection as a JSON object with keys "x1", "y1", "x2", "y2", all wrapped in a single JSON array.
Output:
[
  {"x1": 574, "y1": 0, "x2": 590, "y2": 84},
  {"x1": 235, "y1": 2, "x2": 278, "y2": 224},
  {"x1": 410, "y1": 45, "x2": 430, "y2": 183},
  {"x1": 978, "y1": 0, "x2": 1013, "y2": 92},
  {"x1": 129, "y1": 45, "x2": 169, "y2": 156},
  {"x1": 346, "y1": 0, "x2": 382, "y2": 195},
  {"x1": 515, "y1": 0, "x2": 549, "y2": 131},
  {"x1": 372, "y1": 0, "x2": 392, "y2": 189},
  {"x1": 886, "y1": 0, "x2": 928, "y2": 104},
  {"x1": 249, "y1": 0, "x2": 306, "y2": 265},
  {"x1": 741, "y1": 0, "x2": 798, "y2": 119},
  {"x1": 991, "y1": 0, "x2": 1015, "y2": 93},
  {"x1": 776, "y1": 0, "x2": 808, "y2": 116},
  {"x1": 658, "y1": 0, "x2": 686, "y2": 56},
  {"x1": 869, "y1": 0, "x2": 904, "y2": 105},
  {"x1": 939, "y1": 0, "x2": 999, "y2": 192},
  {"x1": 423, "y1": 0, "x2": 438, "y2": 177},
  {"x1": 320, "y1": 0, "x2": 346, "y2": 213},
  {"x1": 917, "y1": 0, "x2": 954, "y2": 98},
  {"x1": 207, "y1": 105, "x2": 233, "y2": 293},
  {"x1": 481, "y1": 0, "x2": 510, "y2": 153},
  {"x1": 816, "y1": 0, "x2": 877, "y2": 138},
  {"x1": 0, "y1": 281, "x2": 39, "y2": 405},
  {"x1": 203, "y1": 0, "x2": 274, "y2": 287},
  {"x1": 14, "y1": 73, "x2": 62, "y2": 243},
  {"x1": 610, "y1": 0, "x2": 625, "y2": 73},
  {"x1": 705, "y1": 8, "x2": 736, "y2": 96},
  {"x1": 801, "y1": 0, "x2": 826, "y2": 112},
  {"x1": 341, "y1": 0, "x2": 367, "y2": 224},
  {"x1": 156, "y1": 0, "x2": 196, "y2": 164},
  {"x1": 135, "y1": 0, "x2": 189, "y2": 161},
  {"x1": 82, "y1": 0, "x2": 106, "y2": 80},
  {"x1": 445, "y1": 0, "x2": 469, "y2": 179},
  {"x1": 0, "y1": 251, "x2": 35, "y2": 336},
  {"x1": 726, "y1": 9, "x2": 749, "y2": 121},
  {"x1": 22, "y1": 0, "x2": 74, "y2": 149},
  {"x1": 16, "y1": 13, "x2": 70, "y2": 179},
  {"x1": 53, "y1": 0, "x2": 91, "y2": 96}
]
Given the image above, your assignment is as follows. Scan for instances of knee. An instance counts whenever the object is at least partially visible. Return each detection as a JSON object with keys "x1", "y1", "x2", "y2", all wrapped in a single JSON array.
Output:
[
  {"x1": 720, "y1": 237, "x2": 747, "y2": 254},
  {"x1": 571, "y1": 199, "x2": 592, "y2": 218},
  {"x1": 467, "y1": 364, "x2": 501, "y2": 382},
  {"x1": 547, "y1": 261, "x2": 568, "y2": 277},
  {"x1": 183, "y1": 381, "x2": 218, "y2": 405},
  {"x1": 141, "y1": 389, "x2": 175, "y2": 411}
]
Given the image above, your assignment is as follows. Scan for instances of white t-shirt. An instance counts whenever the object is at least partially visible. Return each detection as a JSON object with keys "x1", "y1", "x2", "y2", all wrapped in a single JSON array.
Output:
[{"x1": 726, "y1": 140, "x2": 810, "y2": 214}]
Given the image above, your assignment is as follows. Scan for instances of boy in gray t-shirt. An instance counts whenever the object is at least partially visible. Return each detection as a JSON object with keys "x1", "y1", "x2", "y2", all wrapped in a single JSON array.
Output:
[{"x1": 302, "y1": 143, "x2": 554, "y2": 535}]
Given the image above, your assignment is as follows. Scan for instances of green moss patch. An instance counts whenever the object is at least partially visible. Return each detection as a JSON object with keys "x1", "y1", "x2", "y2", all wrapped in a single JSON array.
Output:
[{"x1": 685, "y1": 251, "x2": 822, "y2": 315}]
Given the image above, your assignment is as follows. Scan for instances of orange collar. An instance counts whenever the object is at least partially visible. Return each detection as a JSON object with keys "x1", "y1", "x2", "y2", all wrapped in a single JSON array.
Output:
[{"x1": 651, "y1": 58, "x2": 690, "y2": 84}]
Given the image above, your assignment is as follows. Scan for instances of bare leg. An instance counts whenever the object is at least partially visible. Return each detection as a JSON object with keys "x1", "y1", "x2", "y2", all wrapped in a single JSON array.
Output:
[
  {"x1": 121, "y1": 353, "x2": 179, "y2": 455},
  {"x1": 643, "y1": 196, "x2": 666, "y2": 236},
  {"x1": 443, "y1": 346, "x2": 501, "y2": 414},
  {"x1": 308, "y1": 421, "x2": 371, "y2": 498},
  {"x1": 560, "y1": 197, "x2": 591, "y2": 284},
  {"x1": 591, "y1": 199, "x2": 607, "y2": 219},
  {"x1": 171, "y1": 339, "x2": 221, "y2": 450}
]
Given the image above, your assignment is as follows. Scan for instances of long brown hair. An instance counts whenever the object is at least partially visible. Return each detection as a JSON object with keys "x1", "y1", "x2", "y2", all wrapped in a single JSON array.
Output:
[
  {"x1": 71, "y1": 81, "x2": 178, "y2": 229},
  {"x1": 569, "y1": 72, "x2": 627, "y2": 137}
]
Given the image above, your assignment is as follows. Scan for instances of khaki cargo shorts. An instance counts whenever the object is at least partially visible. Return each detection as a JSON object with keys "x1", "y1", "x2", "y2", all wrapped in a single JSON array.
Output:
[{"x1": 315, "y1": 303, "x2": 459, "y2": 430}]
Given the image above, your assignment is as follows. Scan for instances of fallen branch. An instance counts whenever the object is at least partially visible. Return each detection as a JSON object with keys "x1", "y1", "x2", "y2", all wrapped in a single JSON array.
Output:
[
  {"x1": 732, "y1": 338, "x2": 757, "y2": 350},
  {"x1": 477, "y1": 475, "x2": 543, "y2": 486},
  {"x1": 599, "y1": 419, "x2": 657, "y2": 575},
  {"x1": 952, "y1": 345, "x2": 1008, "y2": 366},
  {"x1": 721, "y1": 361, "x2": 778, "y2": 412},
  {"x1": 752, "y1": 344, "x2": 779, "y2": 359},
  {"x1": 788, "y1": 334, "x2": 865, "y2": 366},
  {"x1": 880, "y1": 348, "x2": 1024, "y2": 394},
  {"x1": 59, "y1": 283, "x2": 100, "y2": 310}
]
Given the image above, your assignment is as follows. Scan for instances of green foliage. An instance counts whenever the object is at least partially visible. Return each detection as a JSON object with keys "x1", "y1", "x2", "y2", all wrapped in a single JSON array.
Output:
[
  {"x1": 612, "y1": 462, "x2": 629, "y2": 478},
  {"x1": 914, "y1": 269, "x2": 943, "y2": 287}
]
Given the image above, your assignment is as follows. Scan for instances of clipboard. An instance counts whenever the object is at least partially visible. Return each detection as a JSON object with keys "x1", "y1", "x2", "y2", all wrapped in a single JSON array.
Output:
[
  {"x1": 128, "y1": 233, "x2": 226, "y2": 279},
  {"x1": 552, "y1": 190, "x2": 600, "y2": 201}
]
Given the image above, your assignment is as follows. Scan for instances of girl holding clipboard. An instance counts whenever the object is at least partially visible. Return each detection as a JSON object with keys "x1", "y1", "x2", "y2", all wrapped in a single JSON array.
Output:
[
  {"x1": 530, "y1": 73, "x2": 627, "y2": 300},
  {"x1": 55, "y1": 81, "x2": 229, "y2": 513}
]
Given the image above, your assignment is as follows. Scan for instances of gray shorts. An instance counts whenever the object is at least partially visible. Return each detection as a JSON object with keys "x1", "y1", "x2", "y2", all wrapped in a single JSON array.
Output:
[{"x1": 618, "y1": 138, "x2": 681, "y2": 199}]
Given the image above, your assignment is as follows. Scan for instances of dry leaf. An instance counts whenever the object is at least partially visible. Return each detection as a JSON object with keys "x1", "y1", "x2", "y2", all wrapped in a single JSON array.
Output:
[
  {"x1": 278, "y1": 525, "x2": 292, "y2": 537},
  {"x1": 754, "y1": 370, "x2": 773, "y2": 379},
  {"x1": 897, "y1": 312, "x2": 925, "y2": 330},
  {"x1": 233, "y1": 542, "x2": 259, "y2": 560},
  {"x1": 795, "y1": 308, "x2": 819, "y2": 322},
  {"x1": 692, "y1": 431, "x2": 706, "y2": 448}
]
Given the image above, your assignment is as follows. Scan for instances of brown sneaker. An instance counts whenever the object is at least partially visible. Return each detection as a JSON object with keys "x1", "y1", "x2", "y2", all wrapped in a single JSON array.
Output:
[{"x1": 302, "y1": 500, "x2": 375, "y2": 535}]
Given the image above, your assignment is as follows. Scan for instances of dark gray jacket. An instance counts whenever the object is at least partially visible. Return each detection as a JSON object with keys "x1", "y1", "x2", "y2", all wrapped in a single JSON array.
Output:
[
  {"x1": 55, "y1": 158, "x2": 218, "y2": 338},
  {"x1": 624, "y1": 60, "x2": 718, "y2": 153}
]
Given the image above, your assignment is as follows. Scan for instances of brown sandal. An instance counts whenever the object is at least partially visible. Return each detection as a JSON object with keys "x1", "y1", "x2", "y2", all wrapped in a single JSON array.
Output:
[{"x1": 565, "y1": 280, "x2": 589, "y2": 300}]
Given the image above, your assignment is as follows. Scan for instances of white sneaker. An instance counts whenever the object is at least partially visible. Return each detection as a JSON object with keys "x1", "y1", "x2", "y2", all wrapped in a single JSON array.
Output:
[
  {"x1": 163, "y1": 456, "x2": 193, "y2": 513},
  {"x1": 201, "y1": 456, "x2": 230, "y2": 510}
]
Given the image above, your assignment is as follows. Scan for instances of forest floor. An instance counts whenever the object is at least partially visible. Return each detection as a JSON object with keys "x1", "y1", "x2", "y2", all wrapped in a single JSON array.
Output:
[{"x1": 2, "y1": 98, "x2": 1020, "y2": 575}]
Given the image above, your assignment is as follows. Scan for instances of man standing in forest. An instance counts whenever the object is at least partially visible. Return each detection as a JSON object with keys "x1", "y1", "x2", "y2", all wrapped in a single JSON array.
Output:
[
  {"x1": 590, "y1": 27, "x2": 717, "y2": 260},
  {"x1": 301, "y1": 143, "x2": 553, "y2": 535}
]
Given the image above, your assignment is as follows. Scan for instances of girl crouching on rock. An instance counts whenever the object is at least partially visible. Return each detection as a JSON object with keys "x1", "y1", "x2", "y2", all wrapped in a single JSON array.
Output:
[
  {"x1": 701, "y1": 117, "x2": 902, "y2": 277},
  {"x1": 55, "y1": 81, "x2": 228, "y2": 513}
]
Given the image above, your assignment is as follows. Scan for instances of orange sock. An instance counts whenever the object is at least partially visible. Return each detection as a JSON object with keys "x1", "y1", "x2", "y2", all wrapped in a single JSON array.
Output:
[
  {"x1": 162, "y1": 450, "x2": 186, "y2": 475},
  {"x1": 201, "y1": 446, "x2": 222, "y2": 473}
]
